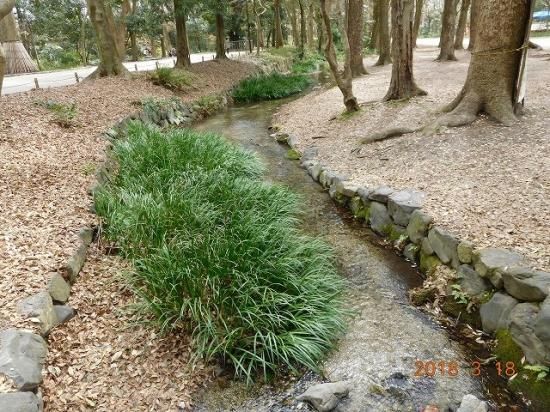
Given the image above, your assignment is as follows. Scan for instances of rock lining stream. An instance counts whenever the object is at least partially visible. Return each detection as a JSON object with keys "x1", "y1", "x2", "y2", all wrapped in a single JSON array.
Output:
[{"x1": 192, "y1": 97, "x2": 525, "y2": 411}]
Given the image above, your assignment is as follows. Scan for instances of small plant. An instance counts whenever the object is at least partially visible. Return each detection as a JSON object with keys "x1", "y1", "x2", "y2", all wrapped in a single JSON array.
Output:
[
  {"x1": 232, "y1": 72, "x2": 312, "y2": 103},
  {"x1": 195, "y1": 95, "x2": 224, "y2": 117},
  {"x1": 451, "y1": 284, "x2": 469, "y2": 305},
  {"x1": 291, "y1": 53, "x2": 325, "y2": 74},
  {"x1": 150, "y1": 67, "x2": 193, "y2": 91},
  {"x1": 37, "y1": 100, "x2": 78, "y2": 127},
  {"x1": 524, "y1": 365, "x2": 549, "y2": 382},
  {"x1": 82, "y1": 163, "x2": 96, "y2": 176}
]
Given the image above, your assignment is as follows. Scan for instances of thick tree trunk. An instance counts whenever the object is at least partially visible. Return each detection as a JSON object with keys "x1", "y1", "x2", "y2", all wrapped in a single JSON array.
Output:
[
  {"x1": 253, "y1": 0, "x2": 263, "y2": 55},
  {"x1": 274, "y1": 0, "x2": 284, "y2": 48},
  {"x1": 0, "y1": 11, "x2": 38, "y2": 73},
  {"x1": 87, "y1": 0, "x2": 128, "y2": 77},
  {"x1": 174, "y1": 0, "x2": 191, "y2": 67},
  {"x1": 0, "y1": 0, "x2": 14, "y2": 94},
  {"x1": 307, "y1": 3, "x2": 315, "y2": 48},
  {"x1": 454, "y1": 0, "x2": 470, "y2": 49},
  {"x1": 320, "y1": 0, "x2": 359, "y2": 112},
  {"x1": 215, "y1": 12, "x2": 227, "y2": 59},
  {"x1": 369, "y1": 0, "x2": 379, "y2": 50},
  {"x1": 298, "y1": 0, "x2": 306, "y2": 58},
  {"x1": 316, "y1": 6, "x2": 323, "y2": 53},
  {"x1": 412, "y1": 0, "x2": 423, "y2": 47},
  {"x1": 288, "y1": 0, "x2": 298, "y2": 46},
  {"x1": 129, "y1": 0, "x2": 138, "y2": 61},
  {"x1": 375, "y1": 0, "x2": 391, "y2": 65},
  {"x1": 385, "y1": 0, "x2": 425, "y2": 100},
  {"x1": 435, "y1": 0, "x2": 529, "y2": 127},
  {"x1": 348, "y1": 0, "x2": 368, "y2": 76},
  {"x1": 467, "y1": 0, "x2": 478, "y2": 50},
  {"x1": 437, "y1": 0, "x2": 457, "y2": 60}
]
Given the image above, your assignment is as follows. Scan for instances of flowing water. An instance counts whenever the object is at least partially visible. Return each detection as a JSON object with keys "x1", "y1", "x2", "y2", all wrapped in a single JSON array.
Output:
[{"x1": 192, "y1": 97, "x2": 524, "y2": 411}]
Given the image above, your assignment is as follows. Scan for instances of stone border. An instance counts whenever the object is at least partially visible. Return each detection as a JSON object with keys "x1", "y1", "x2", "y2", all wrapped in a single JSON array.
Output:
[
  {"x1": 272, "y1": 130, "x2": 550, "y2": 370},
  {"x1": 0, "y1": 226, "x2": 92, "y2": 410}
]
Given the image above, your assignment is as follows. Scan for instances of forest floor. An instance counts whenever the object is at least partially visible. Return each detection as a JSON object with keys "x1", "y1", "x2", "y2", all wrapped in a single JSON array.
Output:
[
  {"x1": 0, "y1": 59, "x2": 256, "y2": 410},
  {"x1": 275, "y1": 47, "x2": 550, "y2": 271}
]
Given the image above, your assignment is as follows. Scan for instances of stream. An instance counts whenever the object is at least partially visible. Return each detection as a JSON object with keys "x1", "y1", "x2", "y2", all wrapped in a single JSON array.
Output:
[{"x1": 192, "y1": 95, "x2": 523, "y2": 411}]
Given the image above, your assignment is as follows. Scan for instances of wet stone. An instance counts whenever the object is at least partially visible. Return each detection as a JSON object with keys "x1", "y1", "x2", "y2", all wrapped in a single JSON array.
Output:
[
  {"x1": 0, "y1": 329, "x2": 47, "y2": 391},
  {"x1": 480, "y1": 292, "x2": 518, "y2": 335},
  {"x1": 427, "y1": 227, "x2": 460, "y2": 269},
  {"x1": 456, "y1": 394, "x2": 488, "y2": 412},
  {"x1": 368, "y1": 186, "x2": 394, "y2": 204},
  {"x1": 406, "y1": 210, "x2": 433, "y2": 245},
  {"x1": 387, "y1": 190, "x2": 425, "y2": 226},
  {"x1": 403, "y1": 244, "x2": 419, "y2": 262},
  {"x1": 296, "y1": 381, "x2": 351, "y2": 412}
]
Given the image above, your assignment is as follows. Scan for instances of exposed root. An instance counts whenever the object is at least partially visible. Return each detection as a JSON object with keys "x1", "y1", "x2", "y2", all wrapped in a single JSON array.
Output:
[
  {"x1": 359, "y1": 126, "x2": 419, "y2": 144},
  {"x1": 528, "y1": 41, "x2": 543, "y2": 50}
]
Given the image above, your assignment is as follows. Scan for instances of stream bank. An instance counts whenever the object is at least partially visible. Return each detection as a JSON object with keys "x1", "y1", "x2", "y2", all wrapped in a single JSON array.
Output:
[{"x1": 191, "y1": 99, "x2": 526, "y2": 411}]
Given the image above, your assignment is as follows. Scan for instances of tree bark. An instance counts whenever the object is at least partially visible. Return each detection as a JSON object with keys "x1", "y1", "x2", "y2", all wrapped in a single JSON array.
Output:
[
  {"x1": 454, "y1": 0, "x2": 470, "y2": 49},
  {"x1": 348, "y1": 0, "x2": 368, "y2": 76},
  {"x1": 375, "y1": 0, "x2": 391, "y2": 65},
  {"x1": 0, "y1": 10, "x2": 38, "y2": 73},
  {"x1": 384, "y1": 0, "x2": 426, "y2": 100},
  {"x1": 174, "y1": 0, "x2": 191, "y2": 67},
  {"x1": 253, "y1": 0, "x2": 263, "y2": 55},
  {"x1": 287, "y1": 0, "x2": 298, "y2": 46},
  {"x1": 467, "y1": 0, "x2": 478, "y2": 50},
  {"x1": 307, "y1": 2, "x2": 315, "y2": 48},
  {"x1": 298, "y1": 0, "x2": 306, "y2": 58},
  {"x1": 369, "y1": 0, "x2": 379, "y2": 50},
  {"x1": 320, "y1": 0, "x2": 359, "y2": 112},
  {"x1": 434, "y1": 0, "x2": 529, "y2": 127},
  {"x1": 215, "y1": 12, "x2": 227, "y2": 59},
  {"x1": 274, "y1": 0, "x2": 284, "y2": 47},
  {"x1": 87, "y1": 0, "x2": 128, "y2": 77},
  {"x1": 0, "y1": 0, "x2": 14, "y2": 94},
  {"x1": 436, "y1": 0, "x2": 457, "y2": 60},
  {"x1": 412, "y1": 0, "x2": 423, "y2": 47}
]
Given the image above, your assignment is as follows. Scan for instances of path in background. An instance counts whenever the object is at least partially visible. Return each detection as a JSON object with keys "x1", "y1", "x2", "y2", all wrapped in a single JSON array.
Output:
[
  {"x1": 417, "y1": 36, "x2": 550, "y2": 49},
  {"x1": 1, "y1": 51, "x2": 242, "y2": 96}
]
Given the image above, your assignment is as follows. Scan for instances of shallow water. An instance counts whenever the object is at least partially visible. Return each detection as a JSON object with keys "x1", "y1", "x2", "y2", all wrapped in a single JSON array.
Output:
[{"x1": 193, "y1": 99, "x2": 522, "y2": 411}]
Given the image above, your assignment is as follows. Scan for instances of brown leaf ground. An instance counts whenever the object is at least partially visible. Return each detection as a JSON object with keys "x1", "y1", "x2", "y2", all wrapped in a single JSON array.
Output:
[
  {"x1": 0, "y1": 59, "x2": 256, "y2": 410},
  {"x1": 275, "y1": 47, "x2": 550, "y2": 271}
]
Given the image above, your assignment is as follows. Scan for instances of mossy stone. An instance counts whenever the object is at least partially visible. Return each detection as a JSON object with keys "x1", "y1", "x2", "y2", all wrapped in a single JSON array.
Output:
[
  {"x1": 410, "y1": 287, "x2": 436, "y2": 306},
  {"x1": 349, "y1": 196, "x2": 367, "y2": 219},
  {"x1": 508, "y1": 369, "x2": 550, "y2": 411},
  {"x1": 286, "y1": 149, "x2": 301, "y2": 160},
  {"x1": 442, "y1": 298, "x2": 482, "y2": 329},
  {"x1": 419, "y1": 251, "x2": 441, "y2": 275}
]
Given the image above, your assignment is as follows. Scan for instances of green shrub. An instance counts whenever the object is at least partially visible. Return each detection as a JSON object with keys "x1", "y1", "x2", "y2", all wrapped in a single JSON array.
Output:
[
  {"x1": 291, "y1": 53, "x2": 325, "y2": 74},
  {"x1": 150, "y1": 67, "x2": 193, "y2": 90},
  {"x1": 232, "y1": 72, "x2": 312, "y2": 103},
  {"x1": 94, "y1": 123, "x2": 346, "y2": 382}
]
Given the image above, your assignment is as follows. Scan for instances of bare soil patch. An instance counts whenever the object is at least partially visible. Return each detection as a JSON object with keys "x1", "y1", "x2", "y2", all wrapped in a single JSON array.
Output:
[{"x1": 275, "y1": 48, "x2": 550, "y2": 271}]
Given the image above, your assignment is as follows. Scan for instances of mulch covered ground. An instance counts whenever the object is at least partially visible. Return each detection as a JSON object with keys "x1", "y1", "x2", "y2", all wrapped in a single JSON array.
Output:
[
  {"x1": 275, "y1": 47, "x2": 550, "y2": 271},
  {"x1": 0, "y1": 59, "x2": 256, "y2": 410}
]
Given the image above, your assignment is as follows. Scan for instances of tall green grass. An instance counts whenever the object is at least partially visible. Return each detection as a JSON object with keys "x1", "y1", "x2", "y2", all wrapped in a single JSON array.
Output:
[
  {"x1": 150, "y1": 67, "x2": 194, "y2": 90},
  {"x1": 231, "y1": 72, "x2": 312, "y2": 103},
  {"x1": 94, "y1": 122, "x2": 346, "y2": 382}
]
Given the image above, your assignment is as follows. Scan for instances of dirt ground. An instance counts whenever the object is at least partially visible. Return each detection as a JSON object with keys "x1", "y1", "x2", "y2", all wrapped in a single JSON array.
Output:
[
  {"x1": 0, "y1": 59, "x2": 255, "y2": 409},
  {"x1": 275, "y1": 47, "x2": 550, "y2": 271}
]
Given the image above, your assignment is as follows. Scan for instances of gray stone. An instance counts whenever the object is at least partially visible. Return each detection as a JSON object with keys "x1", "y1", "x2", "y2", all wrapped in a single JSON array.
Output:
[
  {"x1": 456, "y1": 394, "x2": 488, "y2": 412},
  {"x1": 335, "y1": 181, "x2": 359, "y2": 198},
  {"x1": 310, "y1": 163, "x2": 323, "y2": 182},
  {"x1": 356, "y1": 187, "x2": 373, "y2": 204},
  {"x1": 296, "y1": 381, "x2": 351, "y2": 412},
  {"x1": 301, "y1": 147, "x2": 319, "y2": 162},
  {"x1": 456, "y1": 265, "x2": 491, "y2": 297},
  {"x1": 0, "y1": 392, "x2": 42, "y2": 412},
  {"x1": 64, "y1": 243, "x2": 88, "y2": 284},
  {"x1": 78, "y1": 227, "x2": 93, "y2": 246},
  {"x1": 535, "y1": 297, "x2": 550, "y2": 349},
  {"x1": 502, "y1": 267, "x2": 550, "y2": 302},
  {"x1": 17, "y1": 292, "x2": 58, "y2": 336},
  {"x1": 387, "y1": 190, "x2": 425, "y2": 226},
  {"x1": 509, "y1": 303, "x2": 549, "y2": 365},
  {"x1": 0, "y1": 329, "x2": 47, "y2": 390},
  {"x1": 368, "y1": 186, "x2": 394, "y2": 204},
  {"x1": 369, "y1": 202, "x2": 392, "y2": 235},
  {"x1": 403, "y1": 244, "x2": 419, "y2": 262},
  {"x1": 53, "y1": 305, "x2": 76, "y2": 327},
  {"x1": 47, "y1": 273, "x2": 70, "y2": 303},
  {"x1": 287, "y1": 134, "x2": 299, "y2": 148},
  {"x1": 421, "y1": 237, "x2": 434, "y2": 256},
  {"x1": 406, "y1": 210, "x2": 433, "y2": 244},
  {"x1": 473, "y1": 248, "x2": 524, "y2": 289},
  {"x1": 270, "y1": 132, "x2": 289, "y2": 143},
  {"x1": 427, "y1": 227, "x2": 460, "y2": 269},
  {"x1": 457, "y1": 241, "x2": 474, "y2": 264},
  {"x1": 480, "y1": 292, "x2": 518, "y2": 335},
  {"x1": 319, "y1": 170, "x2": 336, "y2": 189}
]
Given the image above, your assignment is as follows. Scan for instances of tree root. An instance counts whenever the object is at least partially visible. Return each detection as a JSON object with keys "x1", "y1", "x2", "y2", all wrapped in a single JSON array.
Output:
[{"x1": 359, "y1": 127, "x2": 420, "y2": 144}]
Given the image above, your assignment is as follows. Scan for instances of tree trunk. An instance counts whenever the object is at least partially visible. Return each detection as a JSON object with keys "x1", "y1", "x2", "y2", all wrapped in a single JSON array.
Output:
[
  {"x1": 174, "y1": 0, "x2": 191, "y2": 67},
  {"x1": 348, "y1": 0, "x2": 368, "y2": 76},
  {"x1": 253, "y1": 0, "x2": 263, "y2": 55},
  {"x1": 454, "y1": 0, "x2": 470, "y2": 49},
  {"x1": 437, "y1": 0, "x2": 457, "y2": 60},
  {"x1": 87, "y1": 0, "x2": 128, "y2": 77},
  {"x1": 320, "y1": 0, "x2": 359, "y2": 112},
  {"x1": 316, "y1": 6, "x2": 323, "y2": 53},
  {"x1": 215, "y1": 12, "x2": 227, "y2": 59},
  {"x1": 288, "y1": 0, "x2": 298, "y2": 46},
  {"x1": 369, "y1": 0, "x2": 379, "y2": 50},
  {"x1": 436, "y1": 0, "x2": 529, "y2": 127},
  {"x1": 307, "y1": 3, "x2": 315, "y2": 48},
  {"x1": 0, "y1": 11, "x2": 38, "y2": 73},
  {"x1": 467, "y1": 0, "x2": 478, "y2": 50},
  {"x1": 375, "y1": 0, "x2": 391, "y2": 65},
  {"x1": 412, "y1": 0, "x2": 423, "y2": 47},
  {"x1": 385, "y1": 0, "x2": 425, "y2": 100},
  {"x1": 298, "y1": 0, "x2": 306, "y2": 58},
  {"x1": 274, "y1": 0, "x2": 284, "y2": 48},
  {"x1": 0, "y1": 0, "x2": 14, "y2": 94},
  {"x1": 129, "y1": 0, "x2": 138, "y2": 61},
  {"x1": 246, "y1": 0, "x2": 253, "y2": 53}
]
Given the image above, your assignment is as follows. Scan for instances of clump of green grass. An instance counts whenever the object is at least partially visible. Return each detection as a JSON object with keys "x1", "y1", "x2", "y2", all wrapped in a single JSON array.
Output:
[
  {"x1": 150, "y1": 67, "x2": 193, "y2": 90},
  {"x1": 232, "y1": 72, "x2": 312, "y2": 103},
  {"x1": 36, "y1": 100, "x2": 78, "y2": 127},
  {"x1": 94, "y1": 122, "x2": 346, "y2": 382},
  {"x1": 291, "y1": 53, "x2": 325, "y2": 74}
]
